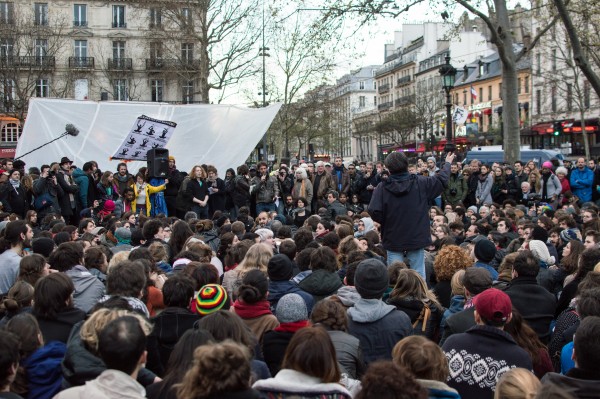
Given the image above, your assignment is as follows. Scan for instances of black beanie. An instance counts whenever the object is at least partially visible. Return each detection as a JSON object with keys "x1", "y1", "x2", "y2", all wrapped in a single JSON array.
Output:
[
  {"x1": 531, "y1": 225, "x2": 548, "y2": 242},
  {"x1": 474, "y1": 238, "x2": 497, "y2": 263},
  {"x1": 267, "y1": 254, "x2": 293, "y2": 281},
  {"x1": 354, "y1": 259, "x2": 389, "y2": 299},
  {"x1": 31, "y1": 237, "x2": 55, "y2": 259}
]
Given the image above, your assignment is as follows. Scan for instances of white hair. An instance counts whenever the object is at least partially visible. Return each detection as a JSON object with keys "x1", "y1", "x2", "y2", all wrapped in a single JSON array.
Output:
[
  {"x1": 295, "y1": 167, "x2": 307, "y2": 180},
  {"x1": 254, "y1": 228, "x2": 274, "y2": 242},
  {"x1": 315, "y1": 161, "x2": 324, "y2": 167},
  {"x1": 555, "y1": 166, "x2": 568, "y2": 176}
]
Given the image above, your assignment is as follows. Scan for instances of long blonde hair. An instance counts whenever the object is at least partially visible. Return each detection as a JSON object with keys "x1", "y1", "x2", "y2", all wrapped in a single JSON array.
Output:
[
  {"x1": 494, "y1": 368, "x2": 540, "y2": 399},
  {"x1": 80, "y1": 308, "x2": 152, "y2": 354},
  {"x1": 391, "y1": 269, "x2": 442, "y2": 310},
  {"x1": 237, "y1": 243, "x2": 272, "y2": 276}
]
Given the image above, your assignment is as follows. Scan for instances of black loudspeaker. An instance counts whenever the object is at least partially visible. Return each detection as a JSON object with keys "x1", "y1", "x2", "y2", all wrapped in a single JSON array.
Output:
[
  {"x1": 147, "y1": 148, "x2": 169, "y2": 178},
  {"x1": 100, "y1": 92, "x2": 108, "y2": 101}
]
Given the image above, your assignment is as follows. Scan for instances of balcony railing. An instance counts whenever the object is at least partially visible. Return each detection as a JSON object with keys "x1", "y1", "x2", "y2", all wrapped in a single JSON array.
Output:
[
  {"x1": 73, "y1": 20, "x2": 88, "y2": 27},
  {"x1": 0, "y1": 56, "x2": 55, "y2": 69},
  {"x1": 378, "y1": 101, "x2": 393, "y2": 111},
  {"x1": 378, "y1": 83, "x2": 390, "y2": 94},
  {"x1": 397, "y1": 76, "x2": 411, "y2": 86},
  {"x1": 145, "y1": 58, "x2": 201, "y2": 71},
  {"x1": 108, "y1": 58, "x2": 133, "y2": 70},
  {"x1": 395, "y1": 94, "x2": 415, "y2": 106},
  {"x1": 69, "y1": 57, "x2": 94, "y2": 69}
]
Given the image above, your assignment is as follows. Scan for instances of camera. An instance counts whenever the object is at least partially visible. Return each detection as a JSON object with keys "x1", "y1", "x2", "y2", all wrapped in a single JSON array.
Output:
[
  {"x1": 450, "y1": 188, "x2": 457, "y2": 196},
  {"x1": 47, "y1": 170, "x2": 56, "y2": 178},
  {"x1": 526, "y1": 194, "x2": 541, "y2": 208}
]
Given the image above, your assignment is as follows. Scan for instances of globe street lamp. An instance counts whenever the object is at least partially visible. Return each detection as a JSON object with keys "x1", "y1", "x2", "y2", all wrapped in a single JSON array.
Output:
[{"x1": 439, "y1": 55, "x2": 457, "y2": 153}]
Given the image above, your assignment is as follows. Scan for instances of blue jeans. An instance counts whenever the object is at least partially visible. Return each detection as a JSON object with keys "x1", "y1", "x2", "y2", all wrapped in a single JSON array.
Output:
[
  {"x1": 256, "y1": 202, "x2": 276, "y2": 215},
  {"x1": 192, "y1": 204, "x2": 209, "y2": 219},
  {"x1": 387, "y1": 248, "x2": 426, "y2": 281}
]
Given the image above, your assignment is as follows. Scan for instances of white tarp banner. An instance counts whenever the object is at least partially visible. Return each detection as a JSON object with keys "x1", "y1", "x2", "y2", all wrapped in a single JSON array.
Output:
[
  {"x1": 112, "y1": 115, "x2": 177, "y2": 161},
  {"x1": 16, "y1": 98, "x2": 281, "y2": 175}
]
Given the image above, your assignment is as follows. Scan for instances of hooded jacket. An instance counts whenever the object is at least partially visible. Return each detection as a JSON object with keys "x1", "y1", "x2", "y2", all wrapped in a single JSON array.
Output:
[
  {"x1": 252, "y1": 369, "x2": 351, "y2": 399},
  {"x1": 298, "y1": 269, "x2": 343, "y2": 303},
  {"x1": 347, "y1": 299, "x2": 412, "y2": 364},
  {"x1": 369, "y1": 162, "x2": 450, "y2": 252},
  {"x1": 35, "y1": 307, "x2": 86, "y2": 344},
  {"x1": 23, "y1": 341, "x2": 67, "y2": 399},
  {"x1": 267, "y1": 280, "x2": 314, "y2": 314},
  {"x1": 54, "y1": 369, "x2": 145, "y2": 399},
  {"x1": 66, "y1": 265, "x2": 106, "y2": 314},
  {"x1": 542, "y1": 368, "x2": 600, "y2": 399}
]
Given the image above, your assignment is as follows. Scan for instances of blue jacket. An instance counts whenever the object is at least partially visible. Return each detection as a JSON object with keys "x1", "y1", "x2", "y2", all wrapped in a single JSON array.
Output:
[
  {"x1": 267, "y1": 280, "x2": 314, "y2": 314},
  {"x1": 441, "y1": 295, "x2": 465, "y2": 329},
  {"x1": 72, "y1": 168, "x2": 89, "y2": 209},
  {"x1": 369, "y1": 163, "x2": 450, "y2": 252},
  {"x1": 569, "y1": 167, "x2": 594, "y2": 203},
  {"x1": 474, "y1": 261, "x2": 499, "y2": 280},
  {"x1": 23, "y1": 341, "x2": 67, "y2": 399}
]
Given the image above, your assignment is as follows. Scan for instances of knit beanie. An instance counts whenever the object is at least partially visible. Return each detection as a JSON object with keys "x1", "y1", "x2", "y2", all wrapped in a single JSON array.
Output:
[
  {"x1": 32, "y1": 237, "x2": 55, "y2": 258},
  {"x1": 267, "y1": 254, "x2": 293, "y2": 281},
  {"x1": 474, "y1": 238, "x2": 496, "y2": 263},
  {"x1": 194, "y1": 284, "x2": 229, "y2": 316},
  {"x1": 528, "y1": 240, "x2": 556, "y2": 266},
  {"x1": 354, "y1": 259, "x2": 388, "y2": 299},
  {"x1": 114, "y1": 227, "x2": 132, "y2": 244},
  {"x1": 276, "y1": 293, "x2": 307, "y2": 323},
  {"x1": 531, "y1": 225, "x2": 548, "y2": 242},
  {"x1": 542, "y1": 161, "x2": 553, "y2": 169},
  {"x1": 467, "y1": 206, "x2": 478, "y2": 215},
  {"x1": 103, "y1": 200, "x2": 116, "y2": 212},
  {"x1": 560, "y1": 228, "x2": 580, "y2": 243}
]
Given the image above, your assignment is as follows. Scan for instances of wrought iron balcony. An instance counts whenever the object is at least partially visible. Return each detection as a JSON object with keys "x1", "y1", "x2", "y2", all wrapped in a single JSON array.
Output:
[
  {"x1": 69, "y1": 57, "x2": 94, "y2": 69},
  {"x1": 108, "y1": 58, "x2": 132, "y2": 70},
  {"x1": 378, "y1": 83, "x2": 390, "y2": 94},
  {"x1": 145, "y1": 58, "x2": 201, "y2": 71},
  {"x1": 378, "y1": 101, "x2": 393, "y2": 111},
  {"x1": 397, "y1": 75, "x2": 411, "y2": 86},
  {"x1": 0, "y1": 56, "x2": 55, "y2": 69},
  {"x1": 395, "y1": 94, "x2": 415, "y2": 106}
]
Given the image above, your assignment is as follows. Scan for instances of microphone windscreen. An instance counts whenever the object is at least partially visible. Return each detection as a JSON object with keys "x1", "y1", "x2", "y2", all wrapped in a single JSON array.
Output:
[{"x1": 65, "y1": 124, "x2": 80, "y2": 136}]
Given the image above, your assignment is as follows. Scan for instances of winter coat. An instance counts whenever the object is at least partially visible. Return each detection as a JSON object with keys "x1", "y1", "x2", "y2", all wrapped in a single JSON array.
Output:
[
  {"x1": 0, "y1": 182, "x2": 29, "y2": 218},
  {"x1": 312, "y1": 172, "x2": 337, "y2": 203},
  {"x1": 541, "y1": 368, "x2": 600, "y2": 399},
  {"x1": 262, "y1": 330, "x2": 295, "y2": 376},
  {"x1": 132, "y1": 182, "x2": 167, "y2": 216},
  {"x1": 491, "y1": 178, "x2": 508, "y2": 204},
  {"x1": 57, "y1": 170, "x2": 81, "y2": 216},
  {"x1": 505, "y1": 174, "x2": 520, "y2": 200},
  {"x1": 96, "y1": 182, "x2": 119, "y2": 202},
  {"x1": 32, "y1": 175, "x2": 63, "y2": 217},
  {"x1": 441, "y1": 295, "x2": 465, "y2": 329},
  {"x1": 347, "y1": 299, "x2": 412, "y2": 364},
  {"x1": 440, "y1": 307, "x2": 476, "y2": 346},
  {"x1": 326, "y1": 200, "x2": 347, "y2": 220},
  {"x1": 569, "y1": 167, "x2": 594, "y2": 203},
  {"x1": 267, "y1": 280, "x2": 314, "y2": 314},
  {"x1": 66, "y1": 265, "x2": 106, "y2": 314},
  {"x1": 291, "y1": 179, "x2": 314, "y2": 212},
  {"x1": 549, "y1": 307, "x2": 579, "y2": 371},
  {"x1": 232, "y1": 175, "x2": 251, "y2": 207},
  {"x1": 34, "y1": 307, "x2": 86, "y2": 344},
  {"x1": 504, "y1": 276, "x2": 557, "y2": 343},
  {"x1": 298, "y1": 269, "x2": 343, "y2": 303},
  {"x1": 252, "y1": 369, "x2": 351, "y2": 399},
  {"x1": 387, "y1": 297, "x2": 443, "y2": 342},
  {"x1": 331, "y1": 166, "x2": 350, "y2": 194},
  {"x1": 538, "y1": 172, "x2": 562, "y2": 201},
  {"x1": 147, "y1": 307, "x2": 199, "y2": 377},
  {"x1": 54, "y1": 369, "x2": 146, "y2": 399},
  {"x1": 417, "y1": 379, "x2": 461, "y2": 399},
  {"x1": 442, "y1": 173, "x2": 468, "y2": 206},
  {"x1": 175, "y1": 176, "x2": 192, "y2": 214},
  {"x1": 347, "y1": 172, "x2": 363, "y2": 197},
  {"x1": 475, "y1": 172, "x2": 494, "y2": 205},
  {"x1": 433, "y1": 280, "x2": 452, "y2": 309},
  {"x1": 369, "y1": 163, "x2": 450, "y2": 252},
  {"x1": 72, "y1": 168, "x2": 93, "y2": 208},
  {"x1": 357, "y1": 171, "x2": 378, "y2": 204},
  {"x1": 558, "y1": 176, "x2": 571, "y2": 203},
  {"x1": 22, "y1": 341, "x2": 66, "y2": 399},
  {"x1": 250, "y1": 174, "x2": 279, "y2": 204},
  {"x1": 327, "y1": 330, "x2": 366, "y2": 379},
  {"x1": 442, "y1": 325, "x2": 533, "y2": 399},
  {"x1": 207, "y1": 177, "x2": 226, "y2": 214}
]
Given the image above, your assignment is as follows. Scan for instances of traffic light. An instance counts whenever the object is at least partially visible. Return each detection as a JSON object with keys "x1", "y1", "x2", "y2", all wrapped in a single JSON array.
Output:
[{"x1": 553, "y1": 121, "x2": 563, "y2": 136}]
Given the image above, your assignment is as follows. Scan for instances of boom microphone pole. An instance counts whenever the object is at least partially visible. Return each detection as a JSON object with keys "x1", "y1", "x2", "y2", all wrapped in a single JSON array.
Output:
[{"x1": 14, "y1": 124, "x2": 80, "y2": 160}]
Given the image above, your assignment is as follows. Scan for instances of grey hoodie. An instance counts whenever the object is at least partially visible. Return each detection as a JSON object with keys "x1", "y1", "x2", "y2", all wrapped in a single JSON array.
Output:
[
  {"x1": 347, "y1": 298, "x2": 396, "y2": 322},
  {"x1": 334, "y1": 286, "x2": 362, "y2": 308}
]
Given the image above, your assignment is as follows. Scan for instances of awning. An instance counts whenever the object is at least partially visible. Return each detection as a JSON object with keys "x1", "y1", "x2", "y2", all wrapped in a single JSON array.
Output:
[
  {"x1": 0, "y1": 148, "x2": 16, "y2": 158},
  {"x1": 483, "y1": 108, "x2": 492, "y2": 115},
  {"x1": 563, "y1": 118, "x2": 600, "y2": 133},
  {"x1": 531, "y1": 122, "x2": 553, "y2": 135}
]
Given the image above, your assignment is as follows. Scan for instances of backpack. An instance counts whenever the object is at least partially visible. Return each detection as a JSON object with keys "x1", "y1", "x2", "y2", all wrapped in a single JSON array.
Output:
[{"x1": 34, "y1": 193, "x2": 54, "y2": 211}]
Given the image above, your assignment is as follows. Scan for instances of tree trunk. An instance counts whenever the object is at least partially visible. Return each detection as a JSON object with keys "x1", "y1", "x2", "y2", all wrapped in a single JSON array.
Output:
[
  {"x1": 580, "y1": 109, "x2": 590, "y2": 159},
  {"x1": 198, "y1": 6, "x2": 210, "y2": 103}
]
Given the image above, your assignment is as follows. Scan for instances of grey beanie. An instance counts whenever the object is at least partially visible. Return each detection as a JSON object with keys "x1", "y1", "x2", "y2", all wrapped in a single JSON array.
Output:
[
  {"x1": 115, "y1": 227, "x2": 132, "y2": 243},
  {"x1": 354, "y1": 259, "x2": 389, "y2": 299},
  {"x1": 276, "y1": 293, "x2": 307, "y2": 323}
]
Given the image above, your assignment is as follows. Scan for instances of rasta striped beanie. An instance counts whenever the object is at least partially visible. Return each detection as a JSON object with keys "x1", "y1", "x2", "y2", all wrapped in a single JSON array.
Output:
[{"x1": 194, "y1": 284, "x2": 229, "y2": 316}]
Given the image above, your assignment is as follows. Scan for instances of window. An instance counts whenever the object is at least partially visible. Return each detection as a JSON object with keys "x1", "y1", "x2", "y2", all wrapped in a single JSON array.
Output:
[
  {"x1": 359, "y1": 96, "x2": 365, "y2": 107},
  {"x1": 499, "y1": 83, "x2": 502, "y2": 100},
  {"x1": 1, "y1": 122, "x2": 20, "y2": 142},
  {"x1": 35, "y1": 39, "x2": 48, "y2": 58},
  {"x1": 149, "y1": 8, "x2": 161, "y2": 28},
  {"x1": 536, "y1": 53, "x2": 541, "y2": 75},
  {"x1": 113, "y1": 79, "x2": 127, "y2": 101},
  {"x1": 374, "y1": 96, "x2": 377, "y2": 106},
  {"x1": 0, "y1": 2, "x2": 14, "y2": 24},
  {"x1": 151, "y1": 79, "x2": 163, "y2": 102},
  {"x1": 551, "y1": 86, "x2": 557, "y2": 113},
  {"x1": 36, "y1": 79, "x2": 49, "y2": 97},
  {"x1": 479, "y1": 88, "x2": 483, "y2": 103},
  {"x1": 552, "y1": 49, "x2": 557, "y2": 72},
  {"x1": 74, "y1": 40, "x2": 87, "y2": 58},
  {"x1": 182, "y1": 8, "x2": 192, "y2": 27},
  {"x1": 181, "y1": 43, "x2": 193, "y2": 63},
  {"x1": 113, "y1": 41, "x2": 125, "y2": 59},
  {"x1": 0, "y1": 38, "x2": 13, "y2": 60},
  {"x1": 150, "y1": 41, "x2": 162, "y2": 59},
  {"x1": 182, "y1": 80, "x2": 194, "y2": 103},
  {"x1": 488, "y1": 85, "x2": 492, "y2": 100},
  {"x1": 536, "y1": 90, "x2": 541, "y2": 115},
  {"x1": 359, "y1": 81, "x2": 365, "y2": 90},
  {"x1": 584, "y1": 81, "x2": 591, "y2": 109},
  {"x1": 567, "y1": 83, "x2": 573, "y2": 111},
  {"x1": 74, "y1": 4, "x2": 86, "y2": 27},
  {"x1": 34, "y1": 3, "x2": 48, "y2": 26},
  {"x1": 373, "y1": 81, "x2": 376, "y2": 90},
  {"x1": 517, "y1": 78, "x2": 521, "y2": 94},
  {"x1": 0, "y1": 78, "x2": 15, "y2": 111},
  {"x1": 112, "y1": 5, "x2": 126, "y2": 28},
  {"x1": 524, "y1": 76, "x2": 529, "y2": 94},
  {"x1": 463, "y1": 90, "x2": 467, "y2": 105}
]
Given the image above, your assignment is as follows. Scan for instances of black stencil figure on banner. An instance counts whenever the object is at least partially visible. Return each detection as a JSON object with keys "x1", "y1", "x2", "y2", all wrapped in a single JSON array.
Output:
[
  {"x1": 127, "y1": 136, "x2": 136, "y2": 145},
  {"x1": 151, "y1": 143, "x2": 160, "y2": 149},
  {"x1": 133, "y1": 151, "x2": 142, "y2": 157},
  {"x1": 159, "y1": 128, "x2": 169, "y2": 139},
  {"x1": 120, "y1": 148, "x2": 129, "y2": 155},
  {"x1": 140, "y1": 138, "x2": 150, "y2": 148},
  {"x1": 133, "y1": 121, "x2": 146, "y2": 133},
  {"x1": 146, "y1": 125, "x2": 155, "y2": 136}
]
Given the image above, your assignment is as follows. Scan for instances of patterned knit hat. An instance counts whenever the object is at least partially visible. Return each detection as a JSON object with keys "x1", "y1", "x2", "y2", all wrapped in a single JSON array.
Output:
[
  {"x1": 194, "y1": 284, "x2": 229, "y2": 316},
  {"x1": 560, "y1": 228, "x2": 580, "y2": 243}
]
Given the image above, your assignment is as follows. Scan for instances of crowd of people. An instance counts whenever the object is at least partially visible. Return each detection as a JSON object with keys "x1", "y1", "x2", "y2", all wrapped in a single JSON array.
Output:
[{"x1": 0, "y1": 151, "x2": 598, "y2": 399}]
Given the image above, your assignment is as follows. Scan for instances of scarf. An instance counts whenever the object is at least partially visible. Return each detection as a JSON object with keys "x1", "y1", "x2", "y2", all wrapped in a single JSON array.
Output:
[
  {"x1": 478, "y1": 171, "x2": 489, "y2": 182},
  {"x1": 225, "y1": 263, "x2": 239, "y2": 272},
  {"x1": 9, "y1": 178, "x2": 19, "y2": 189},
  {"x1": 274, "y1": 319, "x2": 310, "y2": 333},
  {"x1": 233, "y1": 299, "x2": 272, "y2": 319},
  {"x1": 294, "y1": 207, "x2": 305, "y2": 214},
  {"x1": 299, "y1": 179, "x2": 306, "y2": 198},
  {"x1": 541, "y1": 172, "x2": 551, "y2": 200},
  {"x1": 115, "y1": 173, "x2": 129, "y2": 183}
]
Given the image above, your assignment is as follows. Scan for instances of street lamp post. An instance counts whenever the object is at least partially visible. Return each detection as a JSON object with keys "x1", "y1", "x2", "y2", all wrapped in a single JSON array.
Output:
[{"x1": 439, "y1": 55, "x2": 457, "y2": 153}]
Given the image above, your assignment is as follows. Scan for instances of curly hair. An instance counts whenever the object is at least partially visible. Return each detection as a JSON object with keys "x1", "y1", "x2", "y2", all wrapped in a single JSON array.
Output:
[
  {"x1": 310, "y1": 298, "x2": 348, "y2": 332},
  {"x1": 338, "y1": 235, "x2": 359, "y2": 265},
  {"x1": 355, "y1": 361, "x2": 427, "y2": 399},
  {"x1": 176, "y1": 340, "x2": 251, "y2": 399},
  {"x1": 80, "y1": 308, "x2": 152, "y2": 354},
  {"x1": 433, "y1": 245, "x2": 473, "y2": 281}
]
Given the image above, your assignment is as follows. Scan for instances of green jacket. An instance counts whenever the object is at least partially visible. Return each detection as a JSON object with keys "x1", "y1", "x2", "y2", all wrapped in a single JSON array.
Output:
[{"x1": 442, "y1": 173, "x2": 468, "y2": 205}]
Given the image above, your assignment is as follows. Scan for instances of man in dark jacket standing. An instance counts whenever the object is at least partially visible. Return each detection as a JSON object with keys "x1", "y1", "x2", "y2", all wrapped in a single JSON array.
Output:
[
  {"x1": 442, "y1": 288, "x2": 532, "y2": 399},
  {"x1": 369, "y1": 151, "x2": 453, "y2": 279},
  {"x1": 465, "y1": 159, "x2": 481, "y2": 207},
  {"x1": 164, "y1": 156, "x2": 183, "y2": 217},
  {"x1": 504, "y1": 250, "x2": 556, "y2": 344},
  {"x1": 57, "y1": 157, "x2": 81, "y2": 225},
  {"x1": 331, "y1": 157, "x2": 349, "y2": 194}
]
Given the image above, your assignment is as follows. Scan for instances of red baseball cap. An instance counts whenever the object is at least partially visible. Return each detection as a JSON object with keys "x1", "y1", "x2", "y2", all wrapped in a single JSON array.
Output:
[{"x1": 473, "y1": 288, "x2": 512, "y2": 323}]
